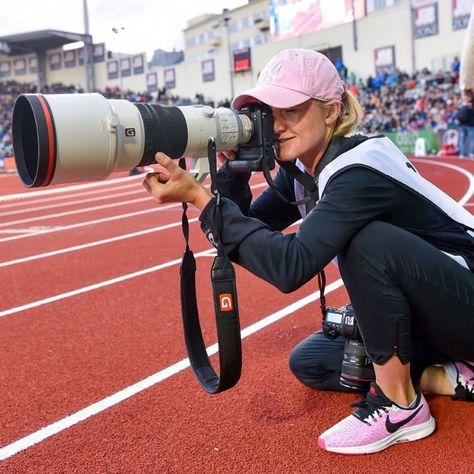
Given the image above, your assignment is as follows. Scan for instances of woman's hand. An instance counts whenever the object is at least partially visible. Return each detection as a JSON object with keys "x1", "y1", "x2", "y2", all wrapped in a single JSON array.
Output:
[
  {"x1": 216, "y1": 148, "x2": 238, "y2": 165},
  {"x1": 142, "y1": 152, "x2": 213, "y2": 211}
]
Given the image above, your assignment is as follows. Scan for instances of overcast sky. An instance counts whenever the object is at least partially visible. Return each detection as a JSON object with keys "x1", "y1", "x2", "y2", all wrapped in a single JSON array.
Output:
[{"x1": 0, "y1": 0, "x2": 248, "y2": 57}]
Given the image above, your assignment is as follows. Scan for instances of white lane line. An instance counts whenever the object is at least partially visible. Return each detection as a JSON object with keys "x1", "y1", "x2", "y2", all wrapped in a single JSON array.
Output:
[
  {"x1": 0, "y1": 182, "x2": 266, "y2": 243},
  {"x1": 0, "y1": 188, "x2": 143, "y2": 218},
  {"x1": 0, "y1": 172, "x2": 264, "y2": 208},
  {"x1": 0, "y1": 184, "x2": 292, "y2": 268},
  {"x1": 0, "y1": 278, "x2": 344, "y2": 461},
  {"x1": 0, "y1": 205, "x2": 178, "y2": 243},
  {"x1": 0, "y1": 219, "x2": 198, "y2": 268},
  {"x1": 0, "y1": 174, "x2": 143, "y2": 203},
  {"x1": 0, "y1": 196, "x2": 152, "y2": 228},
  {"x1": 0, "y1": 247, "x2": 215, "y2": 319},
  {"x1": 0, "y1": 228, "x2": 64, "y2": 235},
  {"x1": 412, "y1": 158, "x2": 474, "y2": 205},
  {"x1": 0, "y1": 182, "x2": 141, "y2": 211},
  {"x1": 4, "y1": 162, "x2": 466, "y2": 230}
]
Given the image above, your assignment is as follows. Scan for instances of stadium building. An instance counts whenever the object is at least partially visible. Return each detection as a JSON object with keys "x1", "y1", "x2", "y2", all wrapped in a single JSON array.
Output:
[{"x1": 0, "y1": 0, "x2": 471, "y2": 102}]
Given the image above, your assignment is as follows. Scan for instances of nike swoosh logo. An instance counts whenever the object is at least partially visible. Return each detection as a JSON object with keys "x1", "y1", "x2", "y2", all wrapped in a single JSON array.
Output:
[{"x1": 385, "y1": 405, "x2": 423, "y2": 434}]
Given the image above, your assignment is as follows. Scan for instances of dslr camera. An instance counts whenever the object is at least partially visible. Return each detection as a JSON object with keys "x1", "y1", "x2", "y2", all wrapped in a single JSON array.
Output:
[
  {"x1": 322, "y1": 304, "x2": 375, "y2": 391},
  {"x1": 12, "y1": 93, "x2": 275, "y2": 188}
]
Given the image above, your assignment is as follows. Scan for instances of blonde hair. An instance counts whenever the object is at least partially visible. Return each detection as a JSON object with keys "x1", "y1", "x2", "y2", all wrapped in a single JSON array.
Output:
[{"x1": 320, "y1": 90, "x2": 364, "y2": 138}]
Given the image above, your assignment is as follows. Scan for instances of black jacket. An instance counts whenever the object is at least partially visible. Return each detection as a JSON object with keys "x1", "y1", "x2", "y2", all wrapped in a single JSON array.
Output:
[
  {"x1": 457, "y1": 102, "x2": 474, "y2": 126},
  {"x1": 200, "y1": 136, "x2": 474, "y2": 293}
]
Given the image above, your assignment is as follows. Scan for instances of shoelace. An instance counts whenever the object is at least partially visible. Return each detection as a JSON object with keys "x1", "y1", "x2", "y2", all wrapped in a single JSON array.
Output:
[
  {"x1": 457, "y1": 361, "x2": 474, "y2": 392},
  {"x1": 460, "y1": 376, "x2": 474, "y2": 393},
  {"x1": 456, "y1": 380, "x2": 474, "y2": 401},
  {"x1": 453, "y1": 362, "x2": 474, "y2": 401},
  {"x1": 351, "y1": 393, "x2": 390, "y2": 426}
]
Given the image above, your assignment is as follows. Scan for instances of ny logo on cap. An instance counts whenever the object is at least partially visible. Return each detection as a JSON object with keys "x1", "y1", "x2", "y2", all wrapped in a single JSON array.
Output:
[{"x1": 259, "y1": 58, "x2": 281, "y2": 84}]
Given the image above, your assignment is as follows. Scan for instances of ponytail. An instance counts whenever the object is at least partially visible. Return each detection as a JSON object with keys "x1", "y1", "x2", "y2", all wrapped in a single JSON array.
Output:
[{"x1": 332, "y1": 90, "x2": 364, "y2": 137}]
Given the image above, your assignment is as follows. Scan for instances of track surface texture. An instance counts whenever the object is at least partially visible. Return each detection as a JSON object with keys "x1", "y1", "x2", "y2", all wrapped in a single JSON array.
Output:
[{"x1": 0, "y1": 157, "x2": 472, "y2": 474}]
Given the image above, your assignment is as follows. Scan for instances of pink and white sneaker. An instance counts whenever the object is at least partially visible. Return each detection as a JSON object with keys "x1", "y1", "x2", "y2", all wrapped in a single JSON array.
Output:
[
  {"x1": 318, "y1": 383, "x2": 435, "y2": 454},
  {"x1": 448, "y1": 361, "x2": 474, "y2": 402}
]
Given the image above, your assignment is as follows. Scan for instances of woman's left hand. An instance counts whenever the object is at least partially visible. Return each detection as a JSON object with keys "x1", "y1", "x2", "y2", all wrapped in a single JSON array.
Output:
[{"x1": 142, "y1": 152, "x2": 213, "y2": 210}]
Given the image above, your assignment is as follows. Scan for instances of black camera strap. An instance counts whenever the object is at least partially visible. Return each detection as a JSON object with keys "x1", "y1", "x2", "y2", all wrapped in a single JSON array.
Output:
[
  {"x1": 261, "y1": 153, "x2": 318, "y2": 206},
  {"x1": 179, "y1": 140, "x2": 242, "y2": 394},
  {"x1": 278, "y1": 159, "x2": 319, "y2": 197},
  {"x1": 317, "y1": 268, "x2": 336, "y2": 340},
  {"x1": 317, "y1": 269, "x2": 327, "y2": 318}
]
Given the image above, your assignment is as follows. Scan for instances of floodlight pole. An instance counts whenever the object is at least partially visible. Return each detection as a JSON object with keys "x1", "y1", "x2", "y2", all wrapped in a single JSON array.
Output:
[
  {"x1": 409, "y1": 0, "x2": 417, "y2": 74},
  {"x1": 222, "y1": 9, "x2": 235, "y2": 100},
  {"x1": 351, "y1": 0, "x2": 358, "y2": 51},
  {"x1": 83, "y1": 0, "x2": 95, "y2": 92},
  {"x1": 112, "y1": 27, "x2": 125, "y2": 98},
  {"x1": 36, "y1": 51, "x2": 47, "y2": 91}
]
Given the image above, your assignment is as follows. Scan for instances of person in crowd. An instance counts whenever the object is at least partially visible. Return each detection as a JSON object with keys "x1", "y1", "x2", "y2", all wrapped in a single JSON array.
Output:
[
  {"x1": 142, "y1": 48, "x2": 474, "y2": 455},
  {"x1": 457, "y1": 3, "x2": 474, "y2": 158},
  {"x1": 335, "y1": 58, "x2": 348, "y2": 81},
  {"x1": 460, "y1": 3, "x2": 474, "y2": 97},
  {"x1": 451, "y1": 55, "x2": 460, "y2": 75},
  {"x1": 456, "y1": 90, "x2": 474, "y2": 157}
]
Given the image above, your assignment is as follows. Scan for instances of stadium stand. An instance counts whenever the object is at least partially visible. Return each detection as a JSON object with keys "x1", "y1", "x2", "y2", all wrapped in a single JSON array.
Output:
[
  {"x1": 357, "y1": 67, "x2": 461, "y2": 135},
  {"x1": 1, "y1": 0, "x2": 471, "y2": 166},
  {"x1": 0, "y1": 64, "x2": 465, "y2": 164}
]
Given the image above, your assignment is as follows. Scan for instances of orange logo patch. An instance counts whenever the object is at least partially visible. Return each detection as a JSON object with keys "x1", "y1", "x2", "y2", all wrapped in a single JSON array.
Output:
[{"x1": 219, "y1": 294, "x2": 233, "y2": 312}]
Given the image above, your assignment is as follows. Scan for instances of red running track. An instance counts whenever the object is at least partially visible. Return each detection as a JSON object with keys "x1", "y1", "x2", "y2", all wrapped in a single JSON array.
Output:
[{"x1": 0, "y1": 158, "x2": 472, "y2": 473}]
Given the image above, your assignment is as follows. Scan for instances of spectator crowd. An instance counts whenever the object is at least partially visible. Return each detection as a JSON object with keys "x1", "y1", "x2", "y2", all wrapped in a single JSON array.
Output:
[
  {"x1": 0, "y1": 63, "x2": 467, "y2": 161},
  {"x1": 353, "y1": 67, "x2": 461, "y2": 135}
]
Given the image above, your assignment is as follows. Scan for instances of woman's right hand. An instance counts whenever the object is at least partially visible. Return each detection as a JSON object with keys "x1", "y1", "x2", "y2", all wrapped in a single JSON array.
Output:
[{"x1": 142, "y1": 152, "x2": 213, "y2": 211}]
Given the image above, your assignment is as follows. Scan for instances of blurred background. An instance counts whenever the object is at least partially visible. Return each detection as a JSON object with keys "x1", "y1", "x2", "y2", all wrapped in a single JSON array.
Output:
[{"x1": 0, "y1": 0, "x2": 472, "y2": 172}]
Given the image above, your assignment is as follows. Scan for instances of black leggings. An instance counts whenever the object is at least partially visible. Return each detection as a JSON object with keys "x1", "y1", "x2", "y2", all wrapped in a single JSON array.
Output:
[
  {"x1": 289, "y1": 221, "x2": 474, "y2": 391},
  {"x1": 289, "y1": 330, "x2": 456, "y2": 391}
]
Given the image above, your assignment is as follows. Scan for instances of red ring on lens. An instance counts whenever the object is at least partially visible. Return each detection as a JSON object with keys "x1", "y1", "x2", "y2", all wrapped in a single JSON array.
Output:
[{"x1": 37, "y1": 95, "x2": 56, "y2": 186}]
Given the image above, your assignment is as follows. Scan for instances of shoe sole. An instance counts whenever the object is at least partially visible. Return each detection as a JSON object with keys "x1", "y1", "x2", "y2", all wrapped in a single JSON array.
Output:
[{"x1": 318, "y1": 416, "x2": 436, "y2": 455}]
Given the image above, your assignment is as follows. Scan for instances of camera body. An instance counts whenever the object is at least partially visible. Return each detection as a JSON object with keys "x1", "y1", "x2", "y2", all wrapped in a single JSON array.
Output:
[
  {"x1": 322, "y1": 304, "x2": 375, "y2": 391},
  {"x1": 227, "y1": 103, "x2": 275, "y2": 173},
  {"x1": 322, "y1": 304, "x2": 361, "y2": 340}
]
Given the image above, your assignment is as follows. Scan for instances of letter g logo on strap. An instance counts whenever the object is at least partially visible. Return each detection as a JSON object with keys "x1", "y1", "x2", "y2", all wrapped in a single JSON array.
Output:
[{"x1": 219, "y1": 293, "x2": 233, "y2": 312}]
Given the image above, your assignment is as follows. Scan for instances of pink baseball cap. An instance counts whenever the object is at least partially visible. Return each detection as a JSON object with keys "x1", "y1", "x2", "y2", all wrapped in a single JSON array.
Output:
[{"x1": 231, "y1": 48, "x2": 347, "y2": 110}]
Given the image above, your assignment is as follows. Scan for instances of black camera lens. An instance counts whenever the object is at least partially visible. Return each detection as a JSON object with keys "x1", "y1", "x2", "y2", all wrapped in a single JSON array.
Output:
[
  {"x1": 340, "y1": 339, "x2": 375, "y2": 391},
  {"x1": 134, "y1": 103, "x2": 187, "y2": 165}
]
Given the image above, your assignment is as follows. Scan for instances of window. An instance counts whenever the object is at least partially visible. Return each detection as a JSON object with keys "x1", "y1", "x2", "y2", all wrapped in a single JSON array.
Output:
[
  {"x1": 64, "y1": 50, "x2": 76, "y2": 68},
  {"x1": 14, "y1": 58, "x2": 26, "y2": 75},
  {"x1": 240, "y1": 17, "x2": 250, "y2": 29},
  {"x1": 366, "y1": 0, "x2": 401, "y2": 14},
  {"x1": 186, "y1": 36, "x2": 196, "y2": 48},
  {"x1": 253, "y1": 11, "x2": 266, "y2": 23},
  {"x1": 229, "y1": 21, "x2": 239, "y2": 33},
  {"x1": 202, "y1": 59, "x2": 215, "y2": 82},
  {"x1": 253, "y1": 34, "x2": 266, "y2": 46},
  {"x1": 120, "y1": 57, "x2": 131, "y2": 77},
  {"x1": 49, "y1": 52, "x2": 62, "y2": 71},
  {"x1": 0, "y1": 60, "x2": 11, "y2": 78}
]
